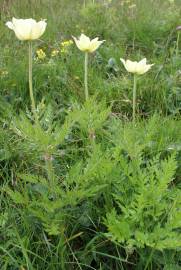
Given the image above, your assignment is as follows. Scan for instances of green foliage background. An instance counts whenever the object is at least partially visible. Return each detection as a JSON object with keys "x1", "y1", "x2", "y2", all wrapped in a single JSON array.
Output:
[{"x1": 0, "y1": 0, "x2": 181, "y2": 269}]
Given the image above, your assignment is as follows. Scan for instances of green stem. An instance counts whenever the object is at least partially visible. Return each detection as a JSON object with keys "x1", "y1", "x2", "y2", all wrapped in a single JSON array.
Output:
[
  {"x1": 144, "y1": 247, "x2": 155, "y2": 270},
  {"x1": 89, "y1": 129, "x2": 96, "y2": 149},
  {"x1": 176, "y1": 32, "x2": 180, "y2": 57},
  {"x1": 29, "y1": 41, "x2": 38, "y2": 124},
  {"x1": 132, "y1": 74, "x2": 137, "y2": 123},
  {"x1": 84, "y1": 52, "x2": 89, "y2": 101},
  {"x1": 45, "y1": 156, "x2": 54, "y2": 187}
]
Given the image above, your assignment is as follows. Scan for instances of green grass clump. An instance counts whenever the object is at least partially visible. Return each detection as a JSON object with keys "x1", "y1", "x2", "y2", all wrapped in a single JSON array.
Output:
[{"x1": 0, "y1": 0, "x2": 181, "y2": 269}]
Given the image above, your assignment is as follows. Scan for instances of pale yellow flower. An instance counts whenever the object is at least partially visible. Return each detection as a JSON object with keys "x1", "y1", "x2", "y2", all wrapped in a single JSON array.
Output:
[
  {"x1": 120, "y1": 58, "x2": 154, "y2": 75},
  {"x1": 60, "y1": 48, "x2": 68, "y2": 54},
  {"x1": 36, "y1": 49, "x2": 46, "y2": 60},
  {"x1": 51, "y1": 49, "x2": 59, "y2": 57},
  {"x1": 124, "y1": 0, "x2": 131, "y2": 4},
  {"x1": 129, "y1": 4, "x2": 136, "y2": 9},
  {"x1": 6, "y1": 18, "x2": 47, "y2": 41},
  {"x1": 1, "y1": 70, "x2": 8, "y2": 77},
  {"x1": 61, "y1": 40, "x2": 73, "y2": 47},
  {"x1": 72, "y1": 33, "x2": 105, "y2": 53}
]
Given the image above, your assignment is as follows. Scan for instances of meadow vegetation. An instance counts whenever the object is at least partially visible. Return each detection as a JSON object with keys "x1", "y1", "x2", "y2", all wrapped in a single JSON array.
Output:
[{"x1": 0, "y1": 0, "x2": 181, "y2": 269}]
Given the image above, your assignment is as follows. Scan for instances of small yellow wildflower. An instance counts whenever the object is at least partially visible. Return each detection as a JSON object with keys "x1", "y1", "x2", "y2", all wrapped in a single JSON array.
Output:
[
  {"x1": 122, "y1": 0, "x2": 132, "y2": 5},
  {"x1": 61, "y1": 40, "x2": 73, "y2": 47},
  {"x1": 0, "y1": 70, "x2": 8, "y2": 77},
  {"x1": 59, "y1": 40, "x2": 73, "y2": 55},
  {"x1": 60, "y1": 47, "x2": 68, "y2": 54},
  {"x1": 51, "y1": 49, "x2": 59, "y2": 57},
  {"x1": 129, "y1": 4, "x2": 136, "y2": 9},
  {"x1": 36, "y1": 49, "x2": 46, "y2": 60}
]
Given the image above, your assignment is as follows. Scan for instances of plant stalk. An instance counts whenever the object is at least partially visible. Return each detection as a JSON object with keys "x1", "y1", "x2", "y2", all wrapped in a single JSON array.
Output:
[
  {"x1": 45, "y1": 157, "x2": 54, "y2": 185},
  {"x1": 176, "y1": 32, "x2": 180, "y2": 57},
  {"x1": 29, "y1": 41, "x2": 38, "y2": 124},
  {"x1": 133, "y1": 74, "x2": 137, "y2": 123},
  {"x1": 84, "y1": 52, "x2": 89, "y2": 101}
]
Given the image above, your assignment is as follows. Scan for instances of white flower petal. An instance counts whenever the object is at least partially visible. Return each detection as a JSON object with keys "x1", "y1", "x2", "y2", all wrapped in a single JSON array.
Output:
[
  {"x1": 89, "y1": 39, "x2": 105, "y2": 53},
  {"x1": 120, "y1": 58, "x2": 126, "y2": 66},
  {"x1": 73, "y1": 34, "x2": 104, "y2": 52},
  {"x1": 125, "y1": 60, "x2": 138, "y2": 73},
  {"x1": 72, "y1": 36, "x2": 85, "y2": 51},
  {"x1": 6, "y1": 18, "x2": 47, "y2": 41},
  {"x1": 6, "y1": 21, "x2": 14, "y2": 30},
  {"x1": 30, "y1": 21, "x2": 47, "y2": 40},
  {"x1": 138, "y1": 58, "x2": 147, "y2": 65},
  {"x1": 121, "y1": 57, "x2": 154, "y2": 74}
]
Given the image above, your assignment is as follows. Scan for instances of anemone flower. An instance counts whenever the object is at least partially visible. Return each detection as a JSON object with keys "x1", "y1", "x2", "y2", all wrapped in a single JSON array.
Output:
[
  {"x1": 120, "y1": 58, "x2": 154, "y2": 122},
  {"x1": 73, "y1": 33, "x2": 105, "y2": 100},
  {"x1": 6, "y1": 18, "x2": 47, "y2": 123}
]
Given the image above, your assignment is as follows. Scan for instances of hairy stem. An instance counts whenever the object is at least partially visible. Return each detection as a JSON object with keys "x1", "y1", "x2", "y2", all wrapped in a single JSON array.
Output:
[
  {"x1": 132, "y1": 74, "x2": 137, "y2": 123},
  {"x1": 84, "y1": 52, "x2": 89, "y2": 101},
  {"x1": 45, "y1": 155, "x2": 54, "y2": 188},
  {"x1": 176, "y1": 32, "x2": 180, "y2": 57},
  {"x1": 29, "y1": 41, "x2": 38, "y2": 124}
]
